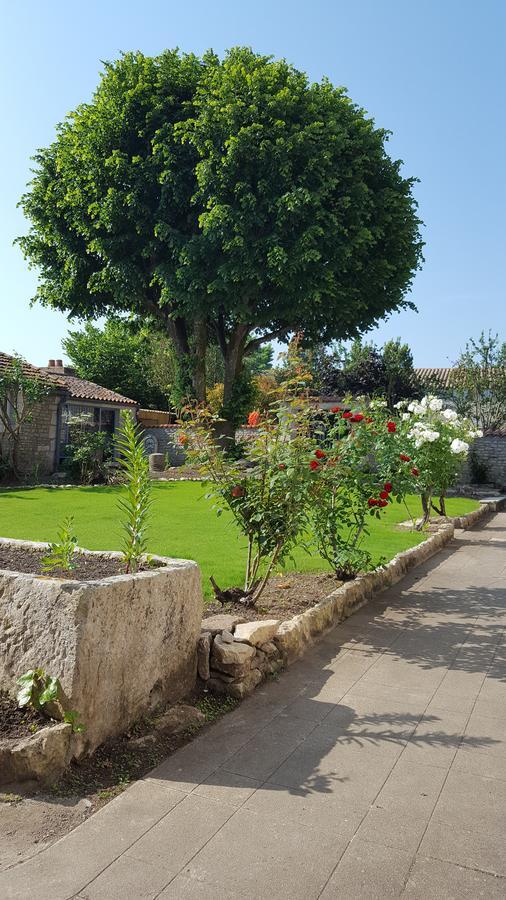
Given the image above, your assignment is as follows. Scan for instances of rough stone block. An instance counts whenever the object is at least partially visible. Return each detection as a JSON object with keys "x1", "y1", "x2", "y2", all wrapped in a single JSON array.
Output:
[
  {"x1": 153, "y1": 705, "x2": 205, "y2": 735},
  {"x1": 0, "y1": 723, "x2": 71, "y2": 785},
  {"x1": 211, "y1": 634, "x2": 256, "y2": 672},
  {"x1": 197, "y1": 632, "x2": 211, "y2": 681},
  {"x1": 234, "y1": 619, "x2": 280, "y2": 646},
  {"x1": 201, "y1": 614, "x2": 246, "y2": 635}
]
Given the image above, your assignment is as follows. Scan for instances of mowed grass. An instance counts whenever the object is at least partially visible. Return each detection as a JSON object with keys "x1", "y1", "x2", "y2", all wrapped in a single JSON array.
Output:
[{"x1": 0, "y1": 484, "x2": 479, "y2": 598}]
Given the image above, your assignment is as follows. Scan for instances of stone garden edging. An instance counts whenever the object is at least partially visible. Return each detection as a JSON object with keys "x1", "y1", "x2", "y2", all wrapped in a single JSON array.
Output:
[{"x1": 198, "y1": 521, "x2": 455, "y2": 698}]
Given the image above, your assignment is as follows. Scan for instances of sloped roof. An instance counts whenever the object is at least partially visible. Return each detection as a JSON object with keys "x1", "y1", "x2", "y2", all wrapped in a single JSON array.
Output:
[
  {"x1": 414, "y1": 367, "x2": 456, "y2": 387},
  {"x1": 46, "y1": 372, "x2": 137, "y2": 406},
  {"x1": 1, "y1": 352, "x2": 137, "y2": 405},
  {"x1": 0, "y1": 352, "x2": 63, "y2": 387}
]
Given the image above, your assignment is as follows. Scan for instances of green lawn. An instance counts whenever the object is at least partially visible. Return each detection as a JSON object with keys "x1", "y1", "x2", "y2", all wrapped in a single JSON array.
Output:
[{"x1": 0, "y1": 484, "x2": 479, "y2": 598}]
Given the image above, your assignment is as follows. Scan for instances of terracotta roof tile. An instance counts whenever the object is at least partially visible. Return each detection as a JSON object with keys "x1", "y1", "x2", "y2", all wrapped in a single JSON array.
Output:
[
  {"x1": 52, "y1": 373, "x2": 137, "y2": 405},
  {"x1": 0, "y1": 352, "x2": 63, "y2": 387}
]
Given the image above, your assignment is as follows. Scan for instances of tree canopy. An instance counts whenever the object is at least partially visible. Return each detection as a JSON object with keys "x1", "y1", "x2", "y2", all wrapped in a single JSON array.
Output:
[{"x1": 18, "y1": 46, "x2": 423, "y2": 418}]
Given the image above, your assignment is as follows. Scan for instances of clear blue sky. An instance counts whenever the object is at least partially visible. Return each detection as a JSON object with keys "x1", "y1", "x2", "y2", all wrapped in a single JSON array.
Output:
[{"x1": 1, "y1": 0, "x2": 504, "y2": 367}]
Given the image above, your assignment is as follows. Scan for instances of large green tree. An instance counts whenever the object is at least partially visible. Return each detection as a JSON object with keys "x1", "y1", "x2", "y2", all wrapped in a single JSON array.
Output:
[
  {"x1": 18, "y1": 47, "x2": 423, "y2": 422},
  {"x1": 62, "y1": 320, "x2": 178, "y2": 409}
]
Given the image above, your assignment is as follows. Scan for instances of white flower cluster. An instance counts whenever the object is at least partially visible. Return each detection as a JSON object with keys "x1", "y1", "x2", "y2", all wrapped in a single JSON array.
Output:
[
  {"x1": 402, "y1": 395, "x2": 482, "y2": 453},
  {"x1": 408, "y1": 421, "x2": 441, "y2": 448}
]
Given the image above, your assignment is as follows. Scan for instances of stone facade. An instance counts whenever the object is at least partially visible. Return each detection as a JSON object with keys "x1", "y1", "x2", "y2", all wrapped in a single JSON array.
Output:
[
  {"x1": 1, "y1": 393, "x2": 62, "y2": 477},
  {"x1": 0, "y1": 540, "x2": 203, "y2": 753}
]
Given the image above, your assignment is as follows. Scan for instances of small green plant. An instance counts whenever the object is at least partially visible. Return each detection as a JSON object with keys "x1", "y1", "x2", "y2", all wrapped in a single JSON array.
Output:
[
  {"x1": 16, "y1": 669, "x2": 60, "y2": 711},
  {"x1": 16, "y1": 668, "x2": 85, "y2": 732},
  {"x1": 115, "y1": 412, "x2": 153, "y2": 574},
  {"x1": 63, "y1": 710, "x2": 86, "y2": 734},
  {"x1": 41, "y1": 515, "x2": 78, "y2": 573}
]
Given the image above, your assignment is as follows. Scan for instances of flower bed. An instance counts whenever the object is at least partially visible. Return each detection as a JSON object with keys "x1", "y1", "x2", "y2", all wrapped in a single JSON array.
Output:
[{"x1": 199, "y1": 521, "x2": 455, "y2": 698}]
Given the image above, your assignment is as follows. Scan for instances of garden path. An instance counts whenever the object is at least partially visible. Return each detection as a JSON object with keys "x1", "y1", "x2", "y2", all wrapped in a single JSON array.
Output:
[{"x1": 2, "y1": 513, "x2": 506, "y2": 899}]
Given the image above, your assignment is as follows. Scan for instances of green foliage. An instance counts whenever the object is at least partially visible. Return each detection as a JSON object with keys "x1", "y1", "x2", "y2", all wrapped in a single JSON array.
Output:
[
  {"x1": 296, "y1": 338, "x2": 420, "y2": 408},
  {"x1": 115, "y1": 412, "x2": 152, "y2": 573},
  {"x1": 18, "y1": 47, "x2": 423, "y2": 415},
  {"x1": 16, "y1": 669, "x2": 85, "y2": 732},
  {"x1": 0, "y1": 355, "x2": 54, "y2": 477},
  {"x1": 41, "y1": 515, "x2": 78, "y2": 573},
  {"x1": 64, "y1": 425, "x2": 112, "y2": 484},
  {"x1": 16, "y1": 669, "x2": 60, "y2": 711},
  {"x1": 450, "y1": 331, "x2": 506, "y2": 431},
  {"x1": 63, "y1": 320, "x2": 178, "y2": 409}
]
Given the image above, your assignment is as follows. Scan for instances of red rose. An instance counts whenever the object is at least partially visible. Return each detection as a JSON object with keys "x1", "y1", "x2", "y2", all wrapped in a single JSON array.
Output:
[
  {"x1": 309, "y1": 460, "x2": 320, "y2": 471},
  {"x1": 352, "y1": 414, "x2": 364, "y2": 422},
  {"x1": 384, "y1": 482, "x2": 393, "y2": 493},
  {"x1": 387, "y1": 421, "x2": 396, "y2": 433},
  {"x1": 411, "y1": 467, "x2": 419, "y2": 476},
  {"x1": 231, "y1": 485, "x2": 244, "y2": 498},
  {"x1": 315, "y1": 449, "x2": 326, "y2": 459},
  {"x1": 278, "y1": 463, "x2": 286, "y2": 470},
  {"x1": 399, "y1": 453, "x2": 411, "y2": 462},
  {"x1": 368, "y1": 498, "x2": 378, "y2": 507},
  {"x1": 379, "y1": 490, "x2": 390, "y2": 500},
  {"x1": 247, "y1": 410, "x2": 260, "y2": 427},
  {"x1": 378, "y1": 499, "x2": 388, "y2": 508},
  {"x1": 331, "y1": 405, "x2": 341, "y2": 413},
  {"x1": 365, "y1": 416, "x2": 373, "y2": 423},
  {"x1": 342, "y1": 411, "x2": 353, "y2": 419}
]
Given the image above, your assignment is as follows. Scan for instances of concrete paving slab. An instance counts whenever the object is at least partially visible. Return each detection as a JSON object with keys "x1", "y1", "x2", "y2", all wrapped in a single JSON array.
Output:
[
  {"x1": 319, "y1": 838, "x2": 413, "y2": 898},
  {"x1": 403, "y1": 855, "x2": 506, "y2": 898}
]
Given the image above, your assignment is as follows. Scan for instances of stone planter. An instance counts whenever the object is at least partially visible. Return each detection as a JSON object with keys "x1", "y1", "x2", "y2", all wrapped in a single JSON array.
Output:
[
  {"x1": 0, "y1": 723, "x2": 71, "y2": 786},
  {"x1": 0, "y1": 539, "x2": 203, "y2": 754}
]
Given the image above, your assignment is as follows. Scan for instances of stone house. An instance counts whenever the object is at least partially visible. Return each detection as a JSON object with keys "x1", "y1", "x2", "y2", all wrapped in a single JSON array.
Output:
[{"x1": 0, "y1": 353, "x2": 137, "y2": 476}]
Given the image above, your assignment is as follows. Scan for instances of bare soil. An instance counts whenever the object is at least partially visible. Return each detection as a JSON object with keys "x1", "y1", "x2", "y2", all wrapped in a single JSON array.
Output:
[
  {"x1": 0, "y1": 691, "x2": 56, "y2": 740},
  {"x1": 205, "y1": 570, "x2": 343, "y2": 622},
  {"x1": 0, "y1": 546, "x2": 158, "y2": 580}
]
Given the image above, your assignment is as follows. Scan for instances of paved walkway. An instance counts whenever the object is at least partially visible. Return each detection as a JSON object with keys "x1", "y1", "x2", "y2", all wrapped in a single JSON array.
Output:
[{"x1": 3, "y1": 513, "x2": 506, "y2": 899}]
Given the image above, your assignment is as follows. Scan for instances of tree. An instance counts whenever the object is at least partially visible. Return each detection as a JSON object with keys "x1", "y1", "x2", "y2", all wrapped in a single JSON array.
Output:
[
  {"x1": 63, "y1": 320, "x2": 178, "y2": 409},
  {"x1": 0, "y1": 355, "x2": 54, "y2": 477},
  {"x1": 294, "y1": 337, "x2": 419, "y2": 406},
  {"x1": 450, "y1": 331, "x2": 506, "y2": 432},
  {"x1": 18, "y1": 47, "x2": 423, "y2": 425}
]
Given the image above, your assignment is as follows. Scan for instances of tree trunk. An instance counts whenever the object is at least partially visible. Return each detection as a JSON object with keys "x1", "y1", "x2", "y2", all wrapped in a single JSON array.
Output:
[
  {"x1": 222, "y1": 324, "x2": 250, "y2": 405},
  {"x1": 417, "y1": 491, "x2": 432, "y2": 530},
  {"x1": 191, "y1": 319, "x2": 207, "y2": 404}
]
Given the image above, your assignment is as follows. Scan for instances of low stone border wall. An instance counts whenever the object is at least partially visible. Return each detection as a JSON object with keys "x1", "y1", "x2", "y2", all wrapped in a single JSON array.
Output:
[{"x1": 199, "y1": 522, "x2": 455, "y2": 697}]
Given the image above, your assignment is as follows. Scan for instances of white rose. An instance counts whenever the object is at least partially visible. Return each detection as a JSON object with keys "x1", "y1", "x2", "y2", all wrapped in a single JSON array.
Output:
[
  {"x1": 442, "y1": 408, "x2": 458, "y2": 421},
  {"x1": 401, "y1": 412, "x2": 410, "y2": 421},
  {"x1": 429, "y1": 398, "x2": 443, "y2": 411},
  {"x1": 427, "y1": 430, "x2": 440, "y2": 442},
  {"x1": 450, "y1": 438, "x2": 469, "y2": 454}
]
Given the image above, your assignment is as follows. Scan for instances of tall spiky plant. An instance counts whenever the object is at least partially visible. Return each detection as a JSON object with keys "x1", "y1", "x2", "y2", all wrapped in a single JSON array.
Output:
[{"x1": 115, "y1": 412, "x2": 152, "y2": 574}]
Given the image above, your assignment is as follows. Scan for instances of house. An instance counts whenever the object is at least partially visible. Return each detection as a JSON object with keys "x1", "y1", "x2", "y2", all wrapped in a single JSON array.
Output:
[{"x1": 0, "y1": 353, "x2": 137, "y2": 476}]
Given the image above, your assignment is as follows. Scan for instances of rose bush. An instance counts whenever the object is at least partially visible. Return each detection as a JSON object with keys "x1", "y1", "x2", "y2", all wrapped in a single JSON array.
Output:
[
  {"x1": 395, "y1": 395, "x2": 482, "y2": 526},
  {"x1": 307, "y1": 399, "x2": 416, "y2": 578}
]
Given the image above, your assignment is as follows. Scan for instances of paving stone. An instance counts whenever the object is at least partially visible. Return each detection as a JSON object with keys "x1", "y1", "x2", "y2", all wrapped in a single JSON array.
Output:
[
  {"x1": 432, "y1": 769, "x2": 506, "y2": 832},
  {"x1": 166, "y1": 808, "x2": 349, "y2": 900},
  {"x1": 192, "y1": 770, "x2": 261, "y2": 806},
  {"x1": 319, "y1": 839, "x2": 412, "y2": 898},
  {"x1": 403, "y1": 856, "x2": 506, "y2": 898},
  {"x1": 420, "y1": 818, "x2": 506, "y2": 877}
]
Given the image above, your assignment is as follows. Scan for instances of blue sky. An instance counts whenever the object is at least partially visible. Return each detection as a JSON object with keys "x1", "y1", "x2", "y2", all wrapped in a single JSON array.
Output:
[{"x1": 1, "y1": 0, "x2": 504, "y2": 367}]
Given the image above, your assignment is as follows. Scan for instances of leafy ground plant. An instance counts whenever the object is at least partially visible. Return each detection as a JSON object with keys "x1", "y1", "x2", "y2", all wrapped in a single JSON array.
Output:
[
  {"x1": 16, "y1": 668, "x2": 84, "y2": 732},
  {"x1": 41, "y1": 515, "x2": 78, "y2": 573},
  {"x1": 115, "y1": 412, "x2": 153, "y2": 574}
]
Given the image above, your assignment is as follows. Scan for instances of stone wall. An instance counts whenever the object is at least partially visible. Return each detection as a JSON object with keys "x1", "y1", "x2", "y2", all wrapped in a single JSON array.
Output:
[
  {"x1": 462, "y1": 434, "x2": 506, "y2": 489},
  {"x1": 141, "y1": 425, "x2": 186, "y2": 466},
  {"x1": 1, "y1": 393, "x2": 61, "y2": 476},
  {"x1": 0, "y1": 540, "x2": 203, "y2": 752}
]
